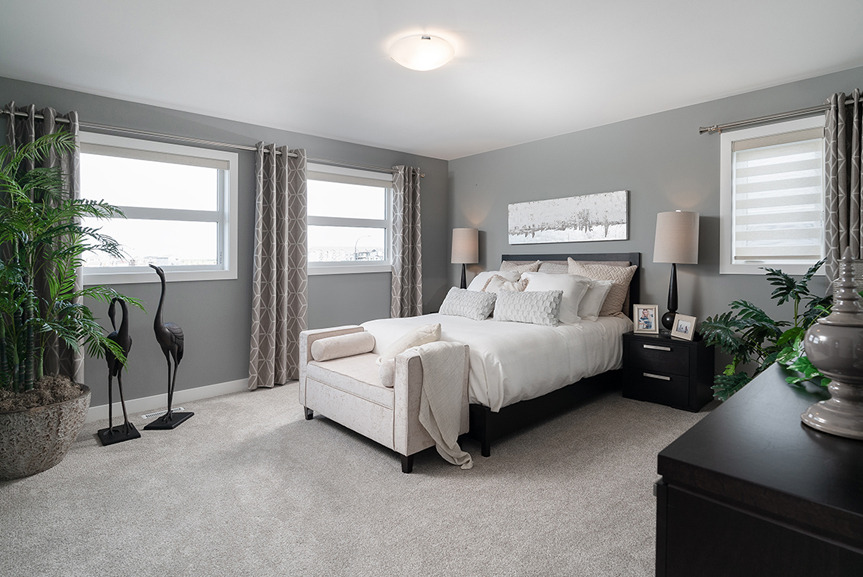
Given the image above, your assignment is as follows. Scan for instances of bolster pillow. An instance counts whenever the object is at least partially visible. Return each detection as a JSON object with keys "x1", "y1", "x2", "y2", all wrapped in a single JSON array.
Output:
[
  {"x1": 378, "y1": 359, "x2": 396, "y2": 388},
  {"x1": 311, "y1": 331, "x2": 376, "y2": 361}
]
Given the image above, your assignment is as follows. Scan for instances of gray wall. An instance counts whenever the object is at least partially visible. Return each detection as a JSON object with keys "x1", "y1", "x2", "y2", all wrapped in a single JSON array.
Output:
[
  {"x1": 449, "y1": 66, "x2": 863, "y2": 362},
  {"x1": 0, "y1": 76, "x2": 449, "y2": 406}
]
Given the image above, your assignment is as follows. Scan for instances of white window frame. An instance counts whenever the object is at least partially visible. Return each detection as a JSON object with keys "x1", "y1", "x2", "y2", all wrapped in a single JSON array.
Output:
[
  {"x1": 307, "y1": 163, "x2": 393, "y2": 276},
  {"x1": 719, "y1": 115, "x2": 826, "y2": 275},
  {"x1": 79, "y1": 132, "x2": 238, "y2": 285}
]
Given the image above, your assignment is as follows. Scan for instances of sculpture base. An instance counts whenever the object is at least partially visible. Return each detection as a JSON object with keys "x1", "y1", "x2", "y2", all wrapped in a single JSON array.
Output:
[
  {"x1": 801, "y1": 383, "x2": 863, "y2": 440},
  {"x1": 144, "y1": 411, "x2": 194, "y2": 430},
  {"x1": 97, "y1": 423, "x2": 141, "y2": 446}
]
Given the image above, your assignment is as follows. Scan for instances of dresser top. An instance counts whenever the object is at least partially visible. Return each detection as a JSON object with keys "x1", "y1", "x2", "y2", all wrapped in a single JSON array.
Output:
[{"x1": 658, "y1": 363, "x2": 863, "y2": 543}]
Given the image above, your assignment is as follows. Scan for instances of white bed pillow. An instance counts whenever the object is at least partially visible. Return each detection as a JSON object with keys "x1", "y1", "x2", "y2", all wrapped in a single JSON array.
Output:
[
  {"x1": 494, "y1": 290, "x2": 563, "y2": 326},
  {"x1": 439, "y1": 287, "x2": 497, "y2": 321},
  {"x1": 311, "y1": 331, "x2": 376, "y2": 361},
  {"x1": 521, "y1": 272, "x2": 590, "y2": 324},
  {"x1": 482, "y1": 274, "x2": 529, "y2": 293},
  {"x1": 578, "y1": 280, "x2": 613, "y2": 322},
  {"x1": 467, "y1": 270, "x2": 521, "y2": 291},
  {"x1": 378, "y1": 323, "x2": 441, "y2": 363}
]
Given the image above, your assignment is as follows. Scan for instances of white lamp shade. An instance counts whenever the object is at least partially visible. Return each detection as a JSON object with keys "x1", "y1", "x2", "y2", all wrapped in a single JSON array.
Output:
[
  {"x1": 451, "y1": 228, "x2": 478, "y2": 264},
  {"x1": 653, "y1": 211, "x2": 699, "y2": 264},
  {"x1": 390, "y1": 35, "x2": 455, "y2": 71}
]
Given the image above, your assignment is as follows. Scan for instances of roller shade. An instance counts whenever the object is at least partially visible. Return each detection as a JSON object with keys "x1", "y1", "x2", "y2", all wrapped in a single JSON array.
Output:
[
  {"x1": 731, "y1": 128, "x2": 824, "y2": 264},
  {"x1": 307, "y1": 163, "x2": 393, "y2": 188},
  {"x1": 81, "y1": 142, "x2": 229, "y2": 170}
]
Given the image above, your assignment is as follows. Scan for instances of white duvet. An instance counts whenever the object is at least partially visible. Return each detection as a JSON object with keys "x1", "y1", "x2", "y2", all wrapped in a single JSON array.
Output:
[{"x1": 361, "y1": 313, "x2": 632, "y2": 412}]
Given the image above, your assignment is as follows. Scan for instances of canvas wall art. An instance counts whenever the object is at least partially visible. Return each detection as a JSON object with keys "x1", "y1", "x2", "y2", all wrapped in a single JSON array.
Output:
[{"x1": 508, "y1": 190, "x2": 629, "y2": 244}]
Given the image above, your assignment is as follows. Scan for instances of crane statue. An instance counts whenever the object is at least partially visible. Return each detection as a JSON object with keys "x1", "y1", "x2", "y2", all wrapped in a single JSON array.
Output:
[
  {"x1": 97, "y1": 298, "x2": 141, "y2": 445},
  {"x1": 144, "y1": 264, "x2": 193, "y2": 430}
]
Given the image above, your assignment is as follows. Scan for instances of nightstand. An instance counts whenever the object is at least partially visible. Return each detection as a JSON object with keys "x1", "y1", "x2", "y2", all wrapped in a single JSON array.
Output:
[{"x1": 622, "y1": 332, "x2": 714, "y2": 412}]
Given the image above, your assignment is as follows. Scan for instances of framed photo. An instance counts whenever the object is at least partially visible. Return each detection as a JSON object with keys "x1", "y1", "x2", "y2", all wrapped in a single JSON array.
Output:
[
  {"x1": 633, "y1": 304, "x2": 659, "y2": 335},
  {"x1": 671, "y1": 314, "x2": 697, "y2": 341}
]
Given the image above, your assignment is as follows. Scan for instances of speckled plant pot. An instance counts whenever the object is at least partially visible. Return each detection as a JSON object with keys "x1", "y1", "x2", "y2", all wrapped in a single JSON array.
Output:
[{"x1": 0, "y1": 385, "x2": 90, "y2": 481}]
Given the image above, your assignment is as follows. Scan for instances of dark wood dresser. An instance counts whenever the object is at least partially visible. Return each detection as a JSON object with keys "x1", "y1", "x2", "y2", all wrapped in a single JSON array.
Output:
[{"x1": 655, "y1": 363, "x2": 863, "y2": 577}]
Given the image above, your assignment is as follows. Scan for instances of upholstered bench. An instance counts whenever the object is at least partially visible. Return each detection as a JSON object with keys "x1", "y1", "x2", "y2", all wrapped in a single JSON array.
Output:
[{"x1": 299, "y1": 326, "x2": 469, "y2": 473}]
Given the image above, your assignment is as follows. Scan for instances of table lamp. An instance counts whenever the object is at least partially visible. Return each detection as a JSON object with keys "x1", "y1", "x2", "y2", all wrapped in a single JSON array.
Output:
[
  {"x1": 653, "y1": 211, "x2": 699, "y2": 331},
  {"x1": 452, "y1": 228, "x2": 478, "y2": 289}
]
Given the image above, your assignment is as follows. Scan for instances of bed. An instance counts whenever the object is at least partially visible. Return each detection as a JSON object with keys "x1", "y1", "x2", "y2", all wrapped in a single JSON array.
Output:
[{"x1": 362, "y1": 251, "x2": 641, "y2": 456}]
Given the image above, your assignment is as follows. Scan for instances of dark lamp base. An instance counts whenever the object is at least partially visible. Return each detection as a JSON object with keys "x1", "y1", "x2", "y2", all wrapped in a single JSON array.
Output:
[{"x1": 661, "y1": 310, "x2": 676, "y2": 331}]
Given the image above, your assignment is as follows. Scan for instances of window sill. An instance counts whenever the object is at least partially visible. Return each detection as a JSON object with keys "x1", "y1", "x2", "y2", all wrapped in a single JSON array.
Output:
[
  {"x1": 720, "y1": 263, "x2": 826, "y2": 276},
  {"x1": 84, "y1": 268, "x2": 237, "y2": 285},
  {"x1": 308, "y1": 263, "x2": 392, "y2": 276}
]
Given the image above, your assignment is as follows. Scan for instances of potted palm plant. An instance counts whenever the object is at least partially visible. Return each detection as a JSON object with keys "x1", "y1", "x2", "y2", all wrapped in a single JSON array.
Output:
[
  {"x1": 701, "y1": 260, "x2": 832, "y2": 400},
  {"x1": 0, "y1": 131, "x2": 141, "y2": 480}
]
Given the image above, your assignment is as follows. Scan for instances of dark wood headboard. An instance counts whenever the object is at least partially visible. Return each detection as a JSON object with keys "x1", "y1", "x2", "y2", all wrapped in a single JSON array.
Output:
[{"x1": 501, "y1": 252, "x2": 641, "y2": 315}]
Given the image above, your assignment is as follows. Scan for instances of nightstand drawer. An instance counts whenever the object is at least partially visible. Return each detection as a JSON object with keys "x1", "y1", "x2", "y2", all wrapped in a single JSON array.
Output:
[
  {"x1": 629, "y1": 371, "x2": 690, "y2": 408},
  {"x1": 628, "y1": 340, "x2": 690, "y2": 376}
]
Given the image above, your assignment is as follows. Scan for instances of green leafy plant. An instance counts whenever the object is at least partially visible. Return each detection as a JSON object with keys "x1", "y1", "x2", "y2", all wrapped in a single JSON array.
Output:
[
  {"x1": 0, "y1": 131, "x2": 142, "y2": 396},
  {"x1": 701, "y1": 259, "x2": 831, "y2": 400}
]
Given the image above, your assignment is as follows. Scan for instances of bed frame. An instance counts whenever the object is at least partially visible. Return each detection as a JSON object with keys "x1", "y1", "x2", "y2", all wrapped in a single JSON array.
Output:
[{"x1": 466, "y1": 251, "x2": 641, "y2": 457}]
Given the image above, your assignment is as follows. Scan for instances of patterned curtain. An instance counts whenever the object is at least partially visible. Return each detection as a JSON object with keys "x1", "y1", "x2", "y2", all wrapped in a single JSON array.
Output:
[
  {"x1": 4, "y1": 102, "x2": 83, "y2": 382},
  {"x1": 824, "y1": 90, "x2": 863, "y2": 282},
  {"x1": 248, "y1": 144, "x2": 307, "y2": 389},
  {"x1": 390, "y1": 165, "x2": 423, "y2": 317}
]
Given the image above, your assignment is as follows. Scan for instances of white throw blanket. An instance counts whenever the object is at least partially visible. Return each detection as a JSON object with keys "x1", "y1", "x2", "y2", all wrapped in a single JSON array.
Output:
[{"x1": 415, "y1": 341, "x2": 473, "y2": 470}]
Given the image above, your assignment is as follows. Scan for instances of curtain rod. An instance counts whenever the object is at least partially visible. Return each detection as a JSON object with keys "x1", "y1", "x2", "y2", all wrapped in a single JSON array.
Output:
[
  {"x1": 699, "y1": 94, "x2": 858, "y2": 134},
  {"x1": 1, "y1": 109, "x2": 422, "y2": 177}
]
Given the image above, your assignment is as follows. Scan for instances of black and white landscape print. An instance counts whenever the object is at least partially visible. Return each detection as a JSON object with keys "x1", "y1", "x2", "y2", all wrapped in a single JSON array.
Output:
[{"x1": 508, "y1": 190, "x2": 629, "y2": 244}]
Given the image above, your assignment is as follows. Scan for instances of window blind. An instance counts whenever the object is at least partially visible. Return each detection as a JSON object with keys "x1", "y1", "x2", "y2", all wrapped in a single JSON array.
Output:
[
  {"x1": 81, "y1": 142, "x2": 230, "y2": 170},
  {"x1": 307, "y1": 163, "x2": 393, "y2": 189},
  {"x1": 731, "y1": 127, "x2": 824, "y2": 265}
]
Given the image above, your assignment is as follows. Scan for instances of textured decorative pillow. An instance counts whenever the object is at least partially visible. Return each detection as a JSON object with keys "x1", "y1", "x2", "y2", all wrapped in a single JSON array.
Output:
[
  {"x1": 538, "y1": 261, "x2": 568, "y2": 274},
  {"x1": 522, "y1": 272, "x2": 590, "y2": 324},
  {"x1": 378, "y1": 323, "x2": 441, "y2": 363},
  {"x1": 467, "y1": 270, "x2": 521, "y2": 291},
  {"x1": 311, "y1": 331, "x2": 376, "y2": 361},
  {"x1": 499, "y1": 260, "x2": 542, "y2": 274},
  {"x1": 570, "y1": 259, "x2": 631, "y2": 268},
  {"x1": 567, "y1": 259, "x2": 637, "y2": 316},
  {"x1": 482, "y1": 274, "x2": 529, "y2": 293},
  {"x1": 439, "y1": 287, "x2": 497, "y2": 321},
  {"x1": 578, "y1": 280, "x2": 613, "y2": 321},
  {"x1": 494, "y1": 290, "x2": 563, "y2": 326}
]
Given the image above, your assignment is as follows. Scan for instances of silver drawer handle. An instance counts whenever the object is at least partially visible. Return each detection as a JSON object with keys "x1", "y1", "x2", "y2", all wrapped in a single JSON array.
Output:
[
  {"x1": 644, "y1": 372, "x2": 671, "y2": 381},
  {"x1": 643, "y1": 344, "x2": 672, "y2": 352}
]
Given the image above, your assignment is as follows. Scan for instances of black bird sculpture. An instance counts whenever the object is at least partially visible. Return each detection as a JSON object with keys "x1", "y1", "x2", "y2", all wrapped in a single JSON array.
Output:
[
  {"x1": 144, "y1": 264, "x2": 193, "y2": 430},
  {"x1": 97, "y1": 298, "x2": 141, "y2": 445}
]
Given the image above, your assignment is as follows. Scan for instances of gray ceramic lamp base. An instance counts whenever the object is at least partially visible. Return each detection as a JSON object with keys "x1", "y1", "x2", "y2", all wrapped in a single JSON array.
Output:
[{"x1": 801, "y1": 382, "x2": 863, "y2": 440}]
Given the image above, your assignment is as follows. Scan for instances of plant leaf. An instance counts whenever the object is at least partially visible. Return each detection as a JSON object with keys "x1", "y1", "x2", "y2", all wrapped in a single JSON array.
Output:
[{"x1": 712, "y1": 372, "x2": 752, "y2": 401}]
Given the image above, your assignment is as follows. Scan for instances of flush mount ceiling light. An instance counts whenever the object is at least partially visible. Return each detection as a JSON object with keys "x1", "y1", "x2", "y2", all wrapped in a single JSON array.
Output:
[{"x1": 389, "y1": 35, "x2": 454, "y2": 71}]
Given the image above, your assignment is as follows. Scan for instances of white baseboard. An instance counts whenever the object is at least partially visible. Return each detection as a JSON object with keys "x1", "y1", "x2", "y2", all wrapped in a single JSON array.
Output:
[{"x1": 86, "y1": 378, "x2": 249, "y2": 423}]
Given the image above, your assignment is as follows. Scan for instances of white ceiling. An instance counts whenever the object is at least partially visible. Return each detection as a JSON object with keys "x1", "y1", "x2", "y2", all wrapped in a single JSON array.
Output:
[{"x1": 1, "y1": 1, "x2": 862, "y2": 160}]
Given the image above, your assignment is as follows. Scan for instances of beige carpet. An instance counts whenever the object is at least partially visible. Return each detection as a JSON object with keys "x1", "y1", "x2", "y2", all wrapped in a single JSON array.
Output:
[{"x1": 0, "y1": 383, "x2": 711, "y2": 577}]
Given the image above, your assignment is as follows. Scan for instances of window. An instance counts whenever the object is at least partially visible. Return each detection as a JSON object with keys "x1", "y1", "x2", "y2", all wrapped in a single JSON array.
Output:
[
  {"x1": 307, "y1": 163, "x2": 392, "y2": 275},
  {"x1": 79, "y1": 132, "x2": 238, "y2": 284},
  {"x1": 720, "y1": 115, "x2": 825, "y2": 275}
]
